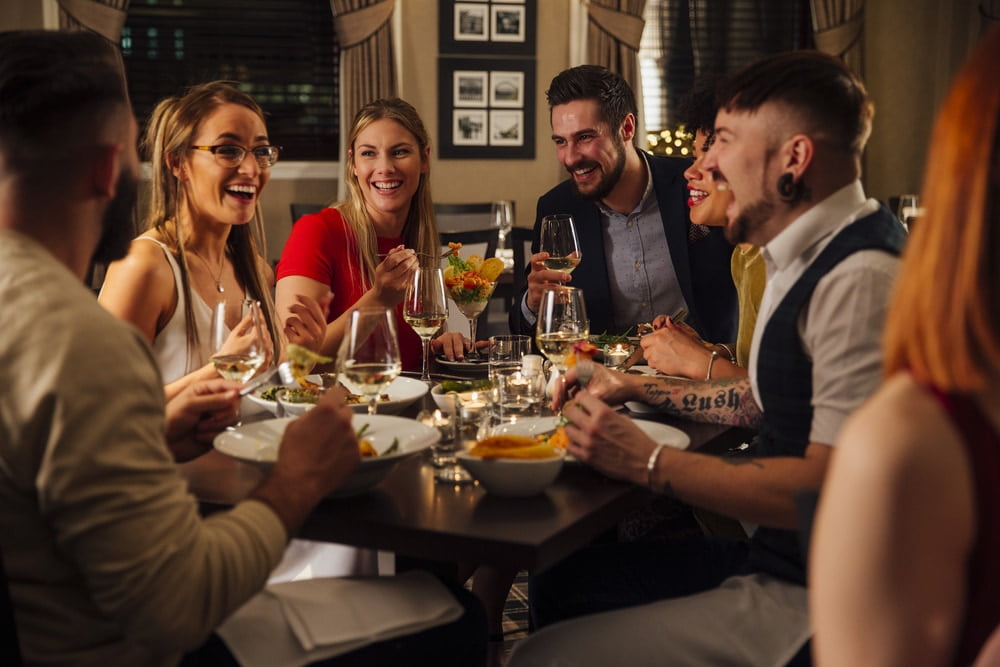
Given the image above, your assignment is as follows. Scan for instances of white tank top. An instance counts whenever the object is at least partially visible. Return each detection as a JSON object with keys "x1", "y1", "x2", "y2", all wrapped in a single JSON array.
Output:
[{"x1": 136, "y1": 236, "x2": 223, "y2": 384}]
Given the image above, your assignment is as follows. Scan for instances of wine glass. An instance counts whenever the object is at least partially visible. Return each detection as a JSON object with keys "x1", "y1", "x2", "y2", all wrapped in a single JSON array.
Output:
[
  {"x1": 897, "y1": 194, "x2": 920, "y2": 232},
  {"x1": 536, "y1": 286, "x2": 589, "y2": 393},
  {"x1": 338, "y1": 307, "x2": 401, "y2": 415},
  {"x1": 404, "y1": 267, "x2": 449, "y2": 383},
  {"x1": 210, "y1": 298, "x2": 267, "y2": 385},
  {"x1": 539, "y1": 214, "x2": 582, "y2": 273},
  {"x1": 492, "y1": 200, "x2": 514, "y2": 269}
]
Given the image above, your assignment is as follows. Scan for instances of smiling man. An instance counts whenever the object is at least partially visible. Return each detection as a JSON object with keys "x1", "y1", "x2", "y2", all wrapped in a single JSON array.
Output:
[
  {"x1": 508, "y1": 51, "x2": 907, "y2": 667},
  {"x1": 508, "y1": 65, "x2": 737, "y2": 342}
]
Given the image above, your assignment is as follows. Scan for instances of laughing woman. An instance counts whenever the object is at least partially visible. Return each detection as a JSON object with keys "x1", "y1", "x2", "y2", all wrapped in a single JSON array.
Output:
[
  {"x1": 99, "y1": 81, "x2": 315, "y2": 399},
  {"x1": 276, "y1": 97, "x2": 467, "y2": 370}
]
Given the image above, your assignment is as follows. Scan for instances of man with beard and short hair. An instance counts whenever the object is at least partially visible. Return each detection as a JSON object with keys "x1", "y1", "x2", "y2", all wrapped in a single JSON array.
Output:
[
  {"x1": 507, "y1": 51, "x2": 905, "y2": 667},
  {"x1": 508, "y1": 65, "x2": 737, "y2": 342},
  {"x1": 0, "y1": 30, "x2": 485, "y2": 667}
]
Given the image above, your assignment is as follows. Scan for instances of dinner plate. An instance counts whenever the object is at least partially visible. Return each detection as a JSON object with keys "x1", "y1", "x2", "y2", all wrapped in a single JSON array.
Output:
[
  {"x1": 244, "y1": 375, "x2": 428, "y2": 416},
  {"x1": 492, "y1": 415, "x2": 690, "y2": 452},
  {"x1": 435, "y1": 356, "x2": 490, "y2": 377},
  {"x1": 214, "y1": 415, "x2": 438, "y2": 497}
]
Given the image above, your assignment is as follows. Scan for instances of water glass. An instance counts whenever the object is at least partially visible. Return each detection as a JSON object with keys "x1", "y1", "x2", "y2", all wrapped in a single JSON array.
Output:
[
  {"x1": 488, "y1": 334, "x2": 531, "y2": 380},
  {"x1": 494, "y1": 369, "x2": 544, "y2": 422}
]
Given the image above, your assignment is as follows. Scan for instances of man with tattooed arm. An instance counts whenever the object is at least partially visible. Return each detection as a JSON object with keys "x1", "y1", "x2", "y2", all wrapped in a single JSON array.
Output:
[{"x1": 508, "y1": 51, "x2": 905, "y2": 667}]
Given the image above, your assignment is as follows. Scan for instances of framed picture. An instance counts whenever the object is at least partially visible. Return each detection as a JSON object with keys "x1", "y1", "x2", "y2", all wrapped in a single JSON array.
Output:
[
  {"x1": 489, "y1": 71, "x2": 524, "y2": 107},
  {"x1": 439, "y1": 57, "x2": 535, "y2": 159},
  {"x1": 453, "y1": 110, "x2": 488, "y2": 146},
  {"x1": 490, "y1": 110, "x2": 523, "y2": 146},
  {"x1": 491, "y1": 5, "x2": 525, "y2": 42},
  {"x1": 454, "y1": 70, "x2": 488, "y2": 107},
  {"x1": 440, "y1": 0, "x2": 536, "y2": 56},
  {"x1": 454, "y1": 3, "x2": 488, "y2": 41}
]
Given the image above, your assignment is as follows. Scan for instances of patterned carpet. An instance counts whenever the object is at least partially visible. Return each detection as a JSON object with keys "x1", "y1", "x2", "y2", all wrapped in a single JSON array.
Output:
[{"x1": 498, "y1": 571, "x2": 529, "y2": 664}]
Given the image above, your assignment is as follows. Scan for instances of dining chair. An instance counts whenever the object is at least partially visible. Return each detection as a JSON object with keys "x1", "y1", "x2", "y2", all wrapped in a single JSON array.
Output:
[
  {"x1": 433, "y1": 202, "x2": 495, "y2": 233},
  {"x1": 0, "y1": 550, "x2": 23, "y2": 666},
  {"x1": 289, "y1": 202, "x2": 326, "y2": 226}
]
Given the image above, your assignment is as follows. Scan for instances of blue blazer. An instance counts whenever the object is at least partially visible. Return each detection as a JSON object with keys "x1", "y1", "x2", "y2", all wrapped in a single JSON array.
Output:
[{"x1": 509, "y1": 153, "x2": 738, "y2": 343}]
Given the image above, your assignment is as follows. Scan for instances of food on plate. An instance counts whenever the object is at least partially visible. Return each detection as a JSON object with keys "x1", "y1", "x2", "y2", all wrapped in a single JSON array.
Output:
[
  {"x1": 356, "y1": 422, "x2": 398, "y2": 458},
  {"x1": 565, "y1": 340, "x2": 599, "y2": 367},
  {"x1": 592, "y1": 328, "x2": 633, "y2": 347},
  {"x1": 439, "y1": 379, "x2": 493, "y2": 393},
  {"x1": 470, "y1": 434, "x2": 560, "y2": 459}
]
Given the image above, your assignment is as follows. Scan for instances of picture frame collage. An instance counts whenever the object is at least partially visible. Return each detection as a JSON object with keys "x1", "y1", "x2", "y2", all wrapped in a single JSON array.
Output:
[{"x1": 438, "y1": 0, "x2": 536, "y2": 159}]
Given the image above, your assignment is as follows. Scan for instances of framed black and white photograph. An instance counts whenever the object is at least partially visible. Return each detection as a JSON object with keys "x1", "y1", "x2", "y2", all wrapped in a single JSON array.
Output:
[
  {"x1": 490, "y1": 110, "x2": 523, "y2": 146},
  {"x1": 440, "y1": 0, "x2": 536, "y2": 56},
  {"x1": 439, "y1": 57, "x2": 535, "y2": 159},
  {"x1": 453, "y1": 110, "x2": 488, "y2": 146},
  {"x1": 489, "y1": 71, "x2": 524, "y2": 107},
  {"x1": 491, "y1": 5, "x2": 525, "y2": 42},
  {"x1": 454, "y1": 70, "x2": 488, "y2": 107},
  {"x1": 454, "y1": 3, "x2": 488, "y2": 41}
]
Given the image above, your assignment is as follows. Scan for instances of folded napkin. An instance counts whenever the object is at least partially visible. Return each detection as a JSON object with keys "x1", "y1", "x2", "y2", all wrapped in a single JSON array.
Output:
[{"x1": 217, "y1": 570, "x2": 463, "y2": 667}]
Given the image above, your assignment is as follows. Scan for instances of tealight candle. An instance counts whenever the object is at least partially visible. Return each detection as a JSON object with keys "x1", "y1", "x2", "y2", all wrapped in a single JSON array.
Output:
[
  {"x1": 460, "y1": 390, "x2": 487, "y2": 420},
  {"x1": 604, "y1": 342, "x2": 632, "y2": 369}
]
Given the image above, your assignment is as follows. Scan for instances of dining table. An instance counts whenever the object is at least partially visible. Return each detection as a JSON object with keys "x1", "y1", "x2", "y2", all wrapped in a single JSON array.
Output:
[{"x1": 179, "y1": 371, "x2": 754, "y2": 574}]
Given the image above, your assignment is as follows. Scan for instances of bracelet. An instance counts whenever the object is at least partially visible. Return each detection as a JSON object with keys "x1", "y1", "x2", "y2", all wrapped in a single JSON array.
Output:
[
  {"x1": 717, "y1": 343, "x2": 736, "y2": 363},
  {"x1": 646, "y1": 443, "x2": 667, "y2": 493},
  {"x1": 705, "y1": 350, "x2": 720, "y2": 381}
]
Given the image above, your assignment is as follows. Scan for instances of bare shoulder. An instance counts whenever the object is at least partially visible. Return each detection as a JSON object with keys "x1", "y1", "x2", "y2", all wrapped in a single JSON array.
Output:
[
  {"x1": 100, "y1": 235, "x2": 177, "y2": 310},
  {"x1": 836, "y1": 374, "x2": 967, "y2": 486}
]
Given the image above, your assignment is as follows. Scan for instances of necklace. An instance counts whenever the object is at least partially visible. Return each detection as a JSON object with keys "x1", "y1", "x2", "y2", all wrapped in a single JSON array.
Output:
[{"x1": 189, "y1": 247, "x2": 226, "y2": 293}]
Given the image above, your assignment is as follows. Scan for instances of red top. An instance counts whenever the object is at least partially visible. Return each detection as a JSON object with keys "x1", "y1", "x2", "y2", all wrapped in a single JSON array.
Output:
[
  {"x1": 928, "y1": 385, "x2": 1000, "y2": 666},
  {"x1": 277, "y1": 207, "x2": 422, "y2": 371}
]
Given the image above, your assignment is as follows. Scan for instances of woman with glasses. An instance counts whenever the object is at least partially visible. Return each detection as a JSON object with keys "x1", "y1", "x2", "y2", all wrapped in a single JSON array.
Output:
[
  {"x1": 275, "y1": 98, "x2": 468, "y2": 371},
  {"x1": 100, "y1": 81, "x2": 368, "y2": 582},
  {"x1": 100, "y1": 81, "x2": 326, "y2": 399}
]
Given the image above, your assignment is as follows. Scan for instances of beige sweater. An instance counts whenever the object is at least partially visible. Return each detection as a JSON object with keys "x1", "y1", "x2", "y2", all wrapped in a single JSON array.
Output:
[{"x1": 0, "y1": 230, "x2": 286, "y2": 666}]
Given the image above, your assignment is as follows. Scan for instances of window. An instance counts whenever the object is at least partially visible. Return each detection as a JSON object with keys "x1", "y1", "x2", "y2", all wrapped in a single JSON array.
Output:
[
  {"x1": 121, "y1": 0, "x2": 339, "y2": 161},
  {"x1": 639, "y1": 0, "x2": 812, "y2": 154}
]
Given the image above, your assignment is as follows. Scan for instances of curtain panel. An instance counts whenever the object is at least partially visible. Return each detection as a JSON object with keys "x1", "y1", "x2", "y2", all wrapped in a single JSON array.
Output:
[
  {"x1": 57, "y1": 0, "x2": 130, "y2": 90},
  {"x1": 587, "y1": 0, "x2": 647, "y2": 95},
  {"x1": 330, "y1": 0, "x2": 397, "y2": 131},
  {"x1": 810, "y1": 0, "x2": 864, "y2": 75}
]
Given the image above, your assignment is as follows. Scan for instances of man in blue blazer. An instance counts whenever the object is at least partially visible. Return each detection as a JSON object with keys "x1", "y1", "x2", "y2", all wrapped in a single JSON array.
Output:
[{"x1": 508, "y1": 66, "x2": 737, "y2": 343}]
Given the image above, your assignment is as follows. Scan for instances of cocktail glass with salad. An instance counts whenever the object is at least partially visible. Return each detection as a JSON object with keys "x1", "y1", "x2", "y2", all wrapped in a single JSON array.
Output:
[{"x1": 442, "y1": 242, "x2": 505, "y2": 359}]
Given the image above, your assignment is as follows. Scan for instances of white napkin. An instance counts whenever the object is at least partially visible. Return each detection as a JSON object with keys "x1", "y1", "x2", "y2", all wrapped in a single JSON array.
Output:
[{"x1": 217, "y1": 570, "x2": 463, "y2": 667}]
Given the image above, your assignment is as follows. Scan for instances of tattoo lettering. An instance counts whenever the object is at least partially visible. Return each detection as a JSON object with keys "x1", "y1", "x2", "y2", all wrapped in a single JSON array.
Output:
[{"x1": 642, "y1": 377, "x2": 762, "y2": 428}]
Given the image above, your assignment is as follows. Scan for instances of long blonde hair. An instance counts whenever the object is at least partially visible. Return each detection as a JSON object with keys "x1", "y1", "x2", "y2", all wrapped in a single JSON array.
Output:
[
  {"x1": 337, "y1": 98, "x2": 440, "y2": 283},
  {"x1": 142, "y1": 81, "x2": 280, "y2": 366},
  {"x1": 882, "y1": 28, "x2": 1000, "y2": 391}
]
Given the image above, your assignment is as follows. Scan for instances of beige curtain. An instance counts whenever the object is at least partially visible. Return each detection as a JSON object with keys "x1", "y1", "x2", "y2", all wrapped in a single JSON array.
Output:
[
  {"x1": 330, "y1": 0, "x2": 397, "y2": 130},
  {"x1": 587, "y1": 0, "x2": 647, "y2": 93},
  {"x1": 810, "y1": 0, "x2": 864, "y2": 75},
  {"x1": 57, "y1": 0, "x2": 130, "y2": 91}
]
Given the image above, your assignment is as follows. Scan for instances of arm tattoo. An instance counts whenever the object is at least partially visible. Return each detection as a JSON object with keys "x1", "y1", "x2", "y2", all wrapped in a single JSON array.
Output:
[{"x1": 641, "y1": 376, "x2": 763, "y2": 428}]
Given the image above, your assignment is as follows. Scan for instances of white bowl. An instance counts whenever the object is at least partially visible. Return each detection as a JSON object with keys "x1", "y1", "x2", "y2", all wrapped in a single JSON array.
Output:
[
  {"x1": 456, "y1": 450, "x2": 565, "y2": 497},
  {"x1": 214, "y1": 415, "x2": 438, "y2": 497},
  {"x1": 276, "y1": 388, "x2": 317, "y2": 416},
  {"x1": 430, "y1": 381, "x2": 492, "y2": 414}
]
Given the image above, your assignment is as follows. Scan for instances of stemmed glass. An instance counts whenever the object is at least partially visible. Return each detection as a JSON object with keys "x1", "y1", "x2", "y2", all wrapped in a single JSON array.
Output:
[
  {"x1": 536, "y1": 286, "x2": 589, "y2": 392},
  {"x1": 404, "y1": 267, "x2": 449, "y2": 383},
  {"x1": 492, "y1": 200, "x2": 514, "y2": 270},
  {"x1": 210, "y1": 298, "x2": 267, "y2": 384},
  {"x1": 445, "y1": 273, "x2": 497, "y2": 361},
  {"x1": 539, "y1": 214, "x2": 582, "y2": 273},
  {"x1": 897, "y1": 194, "x2": 920, "y2": 232},
  {"x1": 338, "y1": 307, "x2": 401, "y2": 415}
]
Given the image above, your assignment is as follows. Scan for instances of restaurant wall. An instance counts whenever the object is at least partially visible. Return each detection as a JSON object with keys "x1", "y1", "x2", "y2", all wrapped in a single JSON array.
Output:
[
  {"x1": 398, "y1": 0, "x2": 570, "y2": 231},
  {"x1": 863, "y1": 0, "x2": 985, "y2": 204}
]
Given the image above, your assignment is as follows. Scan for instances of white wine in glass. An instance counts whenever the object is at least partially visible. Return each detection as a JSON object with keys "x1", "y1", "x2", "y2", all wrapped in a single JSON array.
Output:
[
  {"x1": 211, "y1": 299, "x2": 266, "y2": 383},
  {"x1": 539, "y1": 214, "x2": 582, "y2": 274},
  {"x1": 404, "y1": 267, "x2": 449, "y2": 383},
  {"x1": 535, "y1": 286, "x2": 589, "y2": 374},
  {"x1": 339, "y1": 308, "x2": 401, "y2": 415}
]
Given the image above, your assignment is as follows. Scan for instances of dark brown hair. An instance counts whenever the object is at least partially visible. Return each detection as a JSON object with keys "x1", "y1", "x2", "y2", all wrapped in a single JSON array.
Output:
[{"x1": 546, "y1": 65, "x2": 638, "y2": 136}]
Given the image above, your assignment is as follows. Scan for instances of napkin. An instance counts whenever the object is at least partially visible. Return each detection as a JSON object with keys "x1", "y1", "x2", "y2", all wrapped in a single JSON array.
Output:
[{"x1": 217, "y1": 570, "x2": 463, "y2": 667}]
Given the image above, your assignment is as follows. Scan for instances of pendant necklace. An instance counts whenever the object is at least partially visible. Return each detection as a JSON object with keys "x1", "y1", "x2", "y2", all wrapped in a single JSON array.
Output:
[{"x1": 190, "y1": 247, "x2": 226, "y2": 294}]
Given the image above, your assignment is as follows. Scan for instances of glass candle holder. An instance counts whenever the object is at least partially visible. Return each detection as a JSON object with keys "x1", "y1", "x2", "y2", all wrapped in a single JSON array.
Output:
[{"x1": 604, "y1": 342, "x2": 633, "y2": 370}]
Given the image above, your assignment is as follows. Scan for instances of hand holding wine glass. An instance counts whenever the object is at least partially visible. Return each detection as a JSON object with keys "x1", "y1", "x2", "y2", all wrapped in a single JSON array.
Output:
[
  {"x1": 210, "y1": 298, "x2": 268, "y2": 384},
  {"x1": 338, "y1": 307, "x2": 401, "y2": 415},
  {"x1": 404, "y1": 267, "x2": 449, "y2": 383},
  {"x1": 539, "y1": 214, "x2": 582, "y2": 273}
]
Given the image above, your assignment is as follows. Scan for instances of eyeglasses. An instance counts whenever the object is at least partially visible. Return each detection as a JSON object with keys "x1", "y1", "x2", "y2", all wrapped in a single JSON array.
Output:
[{"x1": 190, "y1": 144, "x2": 281, "y2": 169}]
